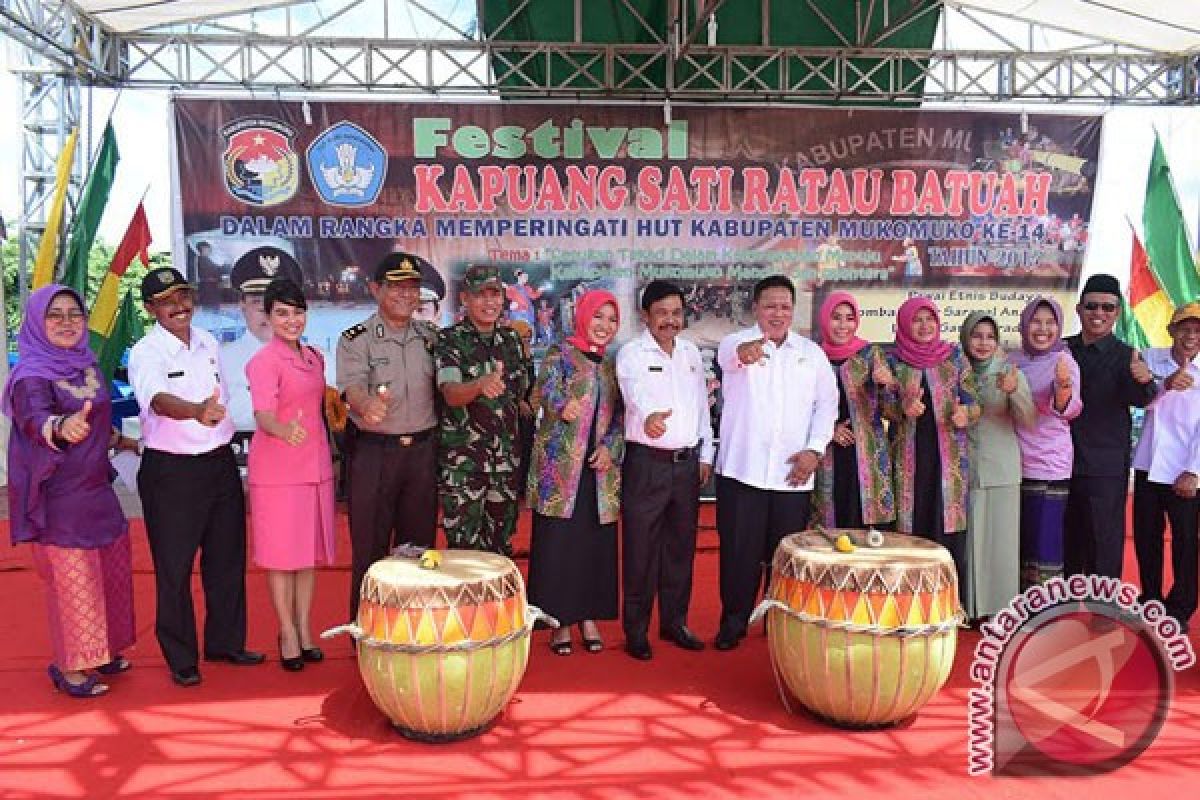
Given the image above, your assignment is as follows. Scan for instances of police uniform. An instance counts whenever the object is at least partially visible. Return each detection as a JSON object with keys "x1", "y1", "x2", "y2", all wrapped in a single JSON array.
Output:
[
  {"x1": 128, "y1": 268, "x2": 262, "y2": 684},
  {"x1": 222, "y1": 247, "x2": 305, "y2": 432},
  {"x1": 435, "y1": 265, "x2": 531, "y2": 555},
  {"x1": 336, "y1": 252, "x2": 440, "y2": 618}
]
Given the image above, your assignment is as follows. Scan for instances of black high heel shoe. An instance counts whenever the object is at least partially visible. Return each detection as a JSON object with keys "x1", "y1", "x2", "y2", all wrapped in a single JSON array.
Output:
[
  {"x1": 279, "y1": 637, "x2": 304, "y2": 672},
  {"x1": 300, "y1": 646, "x2": 324, "y2": 663}
]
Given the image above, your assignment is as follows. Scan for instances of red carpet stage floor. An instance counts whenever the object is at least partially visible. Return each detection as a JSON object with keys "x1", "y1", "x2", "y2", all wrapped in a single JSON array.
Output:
[{"x1": 2, "y1": 506, "x2": 1199, "y2": 799}]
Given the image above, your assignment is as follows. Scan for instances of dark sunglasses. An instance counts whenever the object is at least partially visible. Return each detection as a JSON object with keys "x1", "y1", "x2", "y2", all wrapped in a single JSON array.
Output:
[{"x1": 1083, "y1": 301, "x2": 1118, "y2": 313}]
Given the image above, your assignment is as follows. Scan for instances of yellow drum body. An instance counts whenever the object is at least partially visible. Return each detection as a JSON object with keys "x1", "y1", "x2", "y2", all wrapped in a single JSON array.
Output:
[
  {"x1": 354, "y1": 551, "x2": 530, "y2": 740},
  {"x1": 766, "y1": 530, "x2": 961, "y2": 728}
]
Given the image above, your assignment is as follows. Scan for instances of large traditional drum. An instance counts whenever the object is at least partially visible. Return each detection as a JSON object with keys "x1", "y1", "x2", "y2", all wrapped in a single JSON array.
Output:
[
  {"x1": 755, "y1": 530, "x2": 962, "y2": 728},
  {"x1": 324, "y1": 550, "x2": 537, "y2": 741}
]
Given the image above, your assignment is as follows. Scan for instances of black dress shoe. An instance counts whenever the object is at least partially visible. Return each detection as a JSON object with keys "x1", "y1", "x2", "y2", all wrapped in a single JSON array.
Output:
[
  {"x1": 204, "y1": 649, "x2": 266, "y2": 666},
  {"x1": 171, "y1": 666, "x2": 202, "y2": 687},
  {"x1": 714, "y1": 627, "x2": 744, "y2": 651},
  {"x1": 660, "y1": 626, "x2": 705, "y2": 651},
  {"x1": 301, "y1": 647, "x2": 324, "y2": 663},
  {"x1": 625, "y1": 638, "x2": 653, "y2": 661}
]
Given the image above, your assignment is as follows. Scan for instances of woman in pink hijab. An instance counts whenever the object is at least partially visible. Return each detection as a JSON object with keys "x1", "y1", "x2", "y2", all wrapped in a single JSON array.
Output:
[
  {"x1": 526, "y1": 290, "x2": 624, "y2": 656},
  {"x1": 812, "y1": 291, "x2": 896, "y2": 530},
  {"x1": 886, "y1": 296, "x2": 979, "y2": 606}
]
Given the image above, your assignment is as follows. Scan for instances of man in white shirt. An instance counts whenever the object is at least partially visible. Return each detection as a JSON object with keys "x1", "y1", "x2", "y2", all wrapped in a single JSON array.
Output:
[
  {"x1": 616, "y1": 281, "x2": 715, "y2": 660},
  {"x1": 1132, "y1": 302, "x2": 1200, "y2": 633},
  {"x1": 129, "y1": 268, "x2": 264, "y2": 687},
  {"x1": 713, "y1": 275, "x2": 838, "y2": 650}
]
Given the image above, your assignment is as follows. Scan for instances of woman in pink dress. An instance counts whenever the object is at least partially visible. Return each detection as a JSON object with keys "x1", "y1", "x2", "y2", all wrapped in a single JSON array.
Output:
[{"x1": 245, "y1": 278, "x2": 335, "y2": 671}]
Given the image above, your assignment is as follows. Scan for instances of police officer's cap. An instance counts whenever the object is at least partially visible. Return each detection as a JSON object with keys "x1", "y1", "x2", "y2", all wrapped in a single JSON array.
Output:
[
  {"x1": 141, "y1": 267, "x2": 194, "y2": 302},
  {"x1": 232, "y1": 246, "x2": 303, "y2": 294},
  {"x1": 374, "y1": 251, "x2": 428, "y2": 284}
]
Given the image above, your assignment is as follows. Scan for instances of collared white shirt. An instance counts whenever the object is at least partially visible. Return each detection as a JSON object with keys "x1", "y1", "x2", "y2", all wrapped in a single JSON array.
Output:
[
  {"x1": 616, "y1": 329, "x2": 715, "y2": 463},
  {"x1": 1133, "y1": 347, "x2": 1200, "y2": 483},
  {"x1": 220, "y1": 331, "x2": 267, "y2": 431},
  {"x1": 129, "y1": 323, "x2": 235, "y2": 455},
  {"x1": 715, "y1": 325, "x2": 838, "y2": 491}
]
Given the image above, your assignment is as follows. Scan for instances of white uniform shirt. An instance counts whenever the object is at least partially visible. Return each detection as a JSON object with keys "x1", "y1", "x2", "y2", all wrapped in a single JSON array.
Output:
[
  {"x1": 1132, "y1": 347, "x2": 1200, "y2": 484},
  {"x1": 128, "y1": 323, "x2": 235, "y2": 455},
  {"x1": 616, "y1": 329, "x2": 715, "y2": 463},
  {"x1": 715, "y1": 325, "x2": 838, "y2": 491},
  {"x1": 220, "y1": 331, "x2": 267, "y2": 432}
]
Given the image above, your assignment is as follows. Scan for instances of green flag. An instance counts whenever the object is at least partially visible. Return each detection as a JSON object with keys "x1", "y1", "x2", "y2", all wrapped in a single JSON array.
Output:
[
  {"x1": 1115, "y1": 302, "x2": 1150, "y2": 349},
  {"x1": 94, "y1": 288, "x2": 145, "y2": 383},
  {"x1": 1142, "y1": 134, "x2": 1200, "y2": 305},
  {"x1": 61, "y1": 122, "x2": 120, "y2": 297}
]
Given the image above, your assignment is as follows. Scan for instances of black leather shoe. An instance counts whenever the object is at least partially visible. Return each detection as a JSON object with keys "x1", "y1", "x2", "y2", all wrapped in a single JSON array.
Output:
[
  {"x1": 301, "y1": 647, "x2": 324, "y2": 663},
  {"x1": 660, "y1": 626, "x2": 705, "y2": 651},
  {"x1": 625, "y1": 637, "x2": 653, "y2": 661},
  {"x1": 714, "y1": 627, "x2": 744, "y2": 651},
  {"x1": 171, "y1": 666, "x2": 202, "y2": 687},
  {"x1": 204, "y1": 649, "x2": 266, "y2": 666}
]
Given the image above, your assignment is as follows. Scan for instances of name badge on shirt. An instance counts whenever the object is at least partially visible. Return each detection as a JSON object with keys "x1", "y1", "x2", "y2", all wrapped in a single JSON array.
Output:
[
  {"x1": 648, "y1": 365, "x2": 663, "y2": 373},
  {"x1": 167, "y1": 370, "x2": 184, "y2": 378}
]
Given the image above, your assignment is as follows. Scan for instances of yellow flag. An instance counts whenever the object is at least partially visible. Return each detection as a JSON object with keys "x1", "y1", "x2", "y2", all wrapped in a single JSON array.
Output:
[{"x1": 31, "y1": 128, "x2": 80, "y2": 289}]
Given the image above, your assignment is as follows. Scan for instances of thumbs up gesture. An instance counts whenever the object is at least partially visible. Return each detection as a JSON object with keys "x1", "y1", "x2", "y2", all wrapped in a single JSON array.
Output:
[
  {"x1": 478, "y1": 359, "x2": 507, "y2": 399},
  {"x1": 1165, "y1": 363, "x2": 1194, "y2": 391},
  {"x1": 283, "y1": 409, "x2": 307, "y2": 447},
  {"x1": 996, "y1": 362, "x2": 1019, "y2": 394},
  {"x1": 1054, "y1": 353, "x2": 1073, "y2": 389},
  {"x1": 737, "y1": 337, "x2": 770, "y2": 366},
  {"x1": 60, "y1": 399, "x2": 93, "y2": 444},
  {"x1": 644, "y1": 409, "x2": 673, "y2": 439},
  {"x1": 872, "y1": 350, "x2": 898, "y2": 390},
  {"x1": 901, "y1": 375, "x2": 925, "y2": 419},
  {"x1": 951, "y1": 399, "x2": 970, "y2": 429},
  {"x1": 196, "y1": 387, "x2": 226, "y2": 427},
  {"x1": 1130, "y1": 349, "x2": 1153, "y2": 385},
  {"x1": 560, "y1": 396, "x2": 583, "y2": 423}
]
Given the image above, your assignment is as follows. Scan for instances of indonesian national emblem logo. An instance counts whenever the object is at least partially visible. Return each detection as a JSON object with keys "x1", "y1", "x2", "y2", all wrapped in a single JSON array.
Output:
[
  {"x1": 221, "y1": 117, "x2": 300, "y2": 206},
  {"x1": 306, "y1": 120, "x2": 387, "y2": 207}
]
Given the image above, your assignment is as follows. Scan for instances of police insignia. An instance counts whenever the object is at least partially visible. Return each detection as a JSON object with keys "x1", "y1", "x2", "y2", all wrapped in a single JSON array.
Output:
[
  {"x1": 342, "y1": 324, "x2": 366, "y2": 341},
  {"x1": 221, "y1": 117, "x2": 300, "y2": 206},
  {"x1": 306, "y1": 121, "x2": 387, "y2": 207}
]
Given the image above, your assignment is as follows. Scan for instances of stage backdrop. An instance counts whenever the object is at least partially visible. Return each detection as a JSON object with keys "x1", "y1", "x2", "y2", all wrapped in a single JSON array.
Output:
[{"x1": 172, "y1": 98, "x2": 1103, "y2": 438}]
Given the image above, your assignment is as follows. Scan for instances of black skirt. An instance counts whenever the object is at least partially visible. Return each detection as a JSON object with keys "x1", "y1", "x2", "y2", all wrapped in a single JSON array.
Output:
[{"x1": 527, "y1": 465, "x2": 618, "y2": 626}]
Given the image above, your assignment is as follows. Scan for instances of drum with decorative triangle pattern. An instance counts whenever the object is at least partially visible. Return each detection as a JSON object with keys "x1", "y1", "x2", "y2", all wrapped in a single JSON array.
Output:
[
  {"x1": 353, "y1": 550, "x2": 530, "y2": 741},
  {"x1": 765, "y1": 530, "x2": 962, "y2": 728}
]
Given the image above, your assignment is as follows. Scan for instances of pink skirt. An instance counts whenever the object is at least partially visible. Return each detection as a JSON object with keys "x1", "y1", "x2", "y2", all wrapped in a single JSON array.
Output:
[
  {"x1": 249, "y1": 479, "x2": 336, "y2": 570},
  {"x1": 31, "y1": 536, "x2": 136, "y2": 672}
]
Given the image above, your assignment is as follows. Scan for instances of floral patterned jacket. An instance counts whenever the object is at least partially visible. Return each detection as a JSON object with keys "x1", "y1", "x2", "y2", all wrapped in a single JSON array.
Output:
[
  {"x1": 811, "y1": 345, "x2": 896, "y2": 528},
  {"x1": 884, "y1": 346, "x2": 980, "y2": 534},
  {"x1": 526, "y1": 344, "x2": 624, "y2": 523}
]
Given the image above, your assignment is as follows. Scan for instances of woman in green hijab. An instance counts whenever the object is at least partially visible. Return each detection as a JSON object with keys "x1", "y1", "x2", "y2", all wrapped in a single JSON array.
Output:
[{"x1": 960, "y1": 312, "x2": 1035, "y2": 622}]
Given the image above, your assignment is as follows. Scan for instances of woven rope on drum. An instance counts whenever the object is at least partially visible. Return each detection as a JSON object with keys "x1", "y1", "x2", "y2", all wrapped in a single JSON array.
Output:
[
  {"x1": 321, "y1": 605, "x2": 559, "y2": 653},
  {"x1": 748, "y1": 598, "x2": 965, "y2": 637}
]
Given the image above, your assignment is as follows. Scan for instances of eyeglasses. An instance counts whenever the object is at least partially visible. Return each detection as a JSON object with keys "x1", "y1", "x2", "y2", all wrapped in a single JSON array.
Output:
[
  {"x1": 1083, "y1": 301, "x2": 1118, "y2": 313},
  {"x1": 45, "y1": 310, "x2": 85, "y2": 324}
]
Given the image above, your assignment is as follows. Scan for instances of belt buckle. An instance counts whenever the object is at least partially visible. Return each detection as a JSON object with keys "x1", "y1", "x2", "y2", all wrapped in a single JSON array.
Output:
[
  {"x1": 672, "y1": 447, "x2": 690, "y2": 463},
  {"x1": 397, "y1": 435, "x2": 414, "y2": 446}
]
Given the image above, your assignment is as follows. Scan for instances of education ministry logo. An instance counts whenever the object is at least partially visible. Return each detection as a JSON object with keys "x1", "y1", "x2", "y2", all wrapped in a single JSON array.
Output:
[
  {"x1": 306, "y1": 121, "x2": 387, "y2": 207},
  {"x1": 221, "y1": 117, "x2": 300, "y2": 206},
  {"x1": 967, "y1": 575, "x2": 1194, "y2": 776}
]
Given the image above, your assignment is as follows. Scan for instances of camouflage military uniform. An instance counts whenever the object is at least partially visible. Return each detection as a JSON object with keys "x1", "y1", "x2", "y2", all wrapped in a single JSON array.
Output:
[{"x1": 435, "y1": 319, "x2": 531, "y2": 554}]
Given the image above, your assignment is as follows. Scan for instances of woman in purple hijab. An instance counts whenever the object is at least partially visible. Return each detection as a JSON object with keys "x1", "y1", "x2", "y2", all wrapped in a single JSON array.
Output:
[{"x1": 3, "y1": 284, "x2": 136, "y2": 697}]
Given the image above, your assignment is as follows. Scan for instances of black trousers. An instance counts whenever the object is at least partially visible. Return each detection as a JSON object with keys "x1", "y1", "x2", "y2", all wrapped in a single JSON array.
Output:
[
  {"x1": 138, "y1": 445, "x2": 247, "y2": 673},
  {"x1": 1064, "y1": 474, "x2": 1128, "y2": 579},
  {"x1": 621, "y1": 444, "x2": 701, "y2": 639},
  {"x1": 716, "y1": 475, "x2": 811, "y2": 635},
  {"x1": 346, "y1": 431, "x2": 438, "y2": 618},
  {"x1": 1133, "y1": 470, "x2": 1199, "y2": 624}
]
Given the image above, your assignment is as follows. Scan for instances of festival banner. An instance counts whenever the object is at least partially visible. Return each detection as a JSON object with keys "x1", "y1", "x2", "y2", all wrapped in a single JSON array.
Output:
[{"x1": 172, "y1": 99, "x2": 1102, "y2": 437}]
